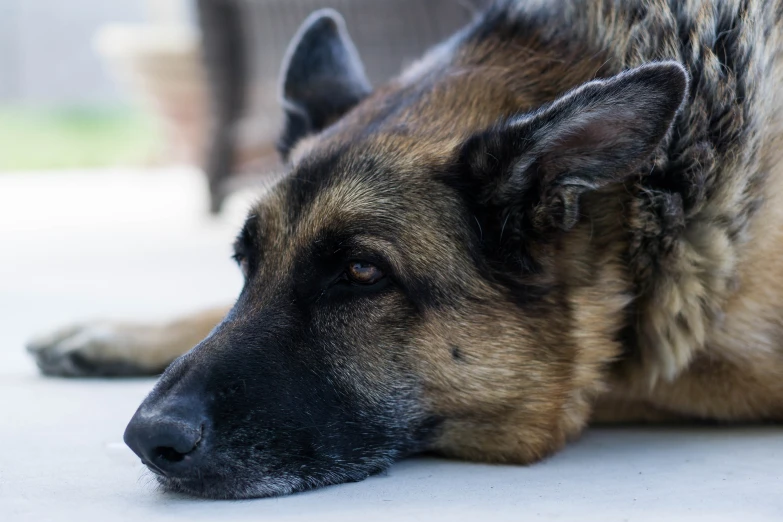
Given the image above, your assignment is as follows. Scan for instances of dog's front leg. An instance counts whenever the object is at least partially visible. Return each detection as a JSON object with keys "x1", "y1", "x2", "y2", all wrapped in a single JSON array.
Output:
[{"x1": 26, "y1": 306, "x2": 230, "y2": 377}]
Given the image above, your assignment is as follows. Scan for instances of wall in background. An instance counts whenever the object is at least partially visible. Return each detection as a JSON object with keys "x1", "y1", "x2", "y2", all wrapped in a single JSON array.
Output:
[{"x1": 0, "y1": 0, "x2": 193, "y2": 106}]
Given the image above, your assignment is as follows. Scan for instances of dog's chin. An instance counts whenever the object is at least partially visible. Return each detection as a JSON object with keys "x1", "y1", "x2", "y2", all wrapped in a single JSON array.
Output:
[
  {"x1": 150, "y1": 455, "x2": 398, "y2": 500},
  {"x1": 154, "y1": 472, "x2": 310, "y2": 500}
]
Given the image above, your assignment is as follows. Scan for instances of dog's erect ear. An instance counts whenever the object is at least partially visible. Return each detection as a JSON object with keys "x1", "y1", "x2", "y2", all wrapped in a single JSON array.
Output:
[
  {"x1": 277, "y1": 9, "x2": 371, "y2": 160},
  {"x1": 462, "y1": 62, "x2": 688, "y2": 231}
]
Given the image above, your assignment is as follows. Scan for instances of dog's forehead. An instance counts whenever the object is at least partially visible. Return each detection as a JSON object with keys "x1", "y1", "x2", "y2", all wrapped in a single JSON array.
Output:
[
  {"x1": 241, "y1": 139, "x2": 484, "y2": 303},
  {"x1": 250, "y1": 144, "x2": 430, "y2": 247}
]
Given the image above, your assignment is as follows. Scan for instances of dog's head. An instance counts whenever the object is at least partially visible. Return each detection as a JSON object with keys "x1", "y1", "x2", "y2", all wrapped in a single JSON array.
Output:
[{"x1": 124, "y1": 10, "x2": 687, "y2": 498}]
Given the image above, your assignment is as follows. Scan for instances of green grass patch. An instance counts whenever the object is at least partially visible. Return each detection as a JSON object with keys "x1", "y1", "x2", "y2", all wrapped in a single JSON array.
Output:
[{"x1": 0, "y1": 105, "x2": 160, "y2": 171}]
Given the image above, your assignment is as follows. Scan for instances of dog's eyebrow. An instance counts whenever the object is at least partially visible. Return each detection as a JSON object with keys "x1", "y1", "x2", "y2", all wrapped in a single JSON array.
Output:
[
  {"x1": 343, "y1": 233, "x2": 412, "y2": 279},
  {"x1": 234, "y1": 213, "x2": 261, "y2": 254}
]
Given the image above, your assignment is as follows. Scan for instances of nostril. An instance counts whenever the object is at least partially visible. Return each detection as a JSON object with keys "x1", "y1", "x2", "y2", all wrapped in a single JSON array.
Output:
[
  {"x1": 151, "y1": 423, "x2": 202, "y2": 464},
  {"x1": 154, "y1": 445, "x2": 188, "y2": 463},
  {"x1": 124, "y1": 412, "x2": 205, "y2": 474}
]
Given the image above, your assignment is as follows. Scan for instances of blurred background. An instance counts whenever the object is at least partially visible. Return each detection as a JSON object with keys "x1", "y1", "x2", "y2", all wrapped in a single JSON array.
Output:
[
  {"x1": 0, "y1": 0, "x2": 196, "y2": 172},
  {"x1": 0, "y1": 0, "x2": 485, "y2": 211}
]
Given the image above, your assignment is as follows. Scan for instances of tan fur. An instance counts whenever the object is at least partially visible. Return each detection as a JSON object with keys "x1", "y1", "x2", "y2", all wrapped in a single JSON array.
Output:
[
  {"x1": 609, "y1": 150, "x2": 783, "y2": 421},
  {"x1": 27, "y1": 307, "x2": 229, "y2": 375},
  {"x1": 277, "y1": 0, "x2": 783, "y2": 462}
]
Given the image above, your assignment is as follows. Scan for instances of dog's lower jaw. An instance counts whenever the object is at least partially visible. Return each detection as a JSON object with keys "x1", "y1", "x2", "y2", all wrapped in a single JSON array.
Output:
[
  {"x1": 150, "y1": 452, "x2": 401, "y2": 500},
  {"x1": 155, "y1": 473, "x2": 306, "y2": 500}
]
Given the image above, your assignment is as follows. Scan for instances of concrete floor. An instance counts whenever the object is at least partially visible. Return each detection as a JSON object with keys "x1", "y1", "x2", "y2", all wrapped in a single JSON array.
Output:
[{"x1": 1, "y1": 169, "x2": 782, "y2": 521}]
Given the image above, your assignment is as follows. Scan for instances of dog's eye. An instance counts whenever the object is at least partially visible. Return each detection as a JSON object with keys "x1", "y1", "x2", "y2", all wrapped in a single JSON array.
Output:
[
  {"x1": 232, "y1": 252, "x2": 249, "y2": 278},
  {"x1": 346, "y1": 261, "x2": 384, "y2": 285}
]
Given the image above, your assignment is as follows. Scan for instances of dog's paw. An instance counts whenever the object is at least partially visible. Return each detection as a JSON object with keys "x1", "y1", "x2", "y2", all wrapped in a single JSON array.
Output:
[{"x1": 26, "y1": 322, "x2": 155, "y2": 377}]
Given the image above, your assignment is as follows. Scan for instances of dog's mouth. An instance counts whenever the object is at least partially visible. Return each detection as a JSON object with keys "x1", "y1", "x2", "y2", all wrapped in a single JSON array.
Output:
[
  {"x1": 143, "y1": 444, "x2": 401, "y2": 499},
  {"x1": 150, "y1": 465, "x2": 337, "y2": 500},
  {"x1": 153, "y1": 474, "x2": 294, "y2": 500}
]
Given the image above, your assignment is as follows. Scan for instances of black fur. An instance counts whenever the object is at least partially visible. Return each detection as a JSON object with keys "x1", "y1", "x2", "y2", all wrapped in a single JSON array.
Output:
[
  {"x1": 277, "y1": 9, "x2": 372, "y2": 160},
  {"x1": 130, "y1": 260, "x2": 426, "y2": 498},
  {"x1": 460, "y1": 62, "x2": 687, "y2": 232}
]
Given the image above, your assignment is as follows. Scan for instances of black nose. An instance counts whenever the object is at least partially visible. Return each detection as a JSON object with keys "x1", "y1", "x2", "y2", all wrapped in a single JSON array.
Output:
[{"x1": 124, "y1": 403, "x2": 206, "y2": 476}]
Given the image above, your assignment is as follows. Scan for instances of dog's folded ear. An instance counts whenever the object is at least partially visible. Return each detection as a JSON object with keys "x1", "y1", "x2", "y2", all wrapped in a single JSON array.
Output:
[
  {"x1": 461, "y1": 62, "x2": 688, "y2": 231},
  {"x1": 278, "y1": 9, "x2": 372, "y2": 160}
]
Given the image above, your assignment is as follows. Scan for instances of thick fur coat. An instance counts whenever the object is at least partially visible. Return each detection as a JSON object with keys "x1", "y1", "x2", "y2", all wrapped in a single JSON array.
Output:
[{"x1": 28, "y1": 0, "x2": 783, "y2": 499}]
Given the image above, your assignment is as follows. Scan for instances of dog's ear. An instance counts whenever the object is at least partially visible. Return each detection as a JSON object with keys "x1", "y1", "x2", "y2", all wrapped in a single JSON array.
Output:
[
  {"x1": 461, "y1": 62, "x2": 688, "y2": 231},
  {"x1": 277, "y1": 9, "x2": 371, "y2": 160}
]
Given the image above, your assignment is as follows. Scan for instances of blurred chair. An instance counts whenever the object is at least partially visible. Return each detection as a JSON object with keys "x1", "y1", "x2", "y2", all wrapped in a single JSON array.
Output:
[{"x1": 196, "y1": 0, "x2": 487, "y2": 213}]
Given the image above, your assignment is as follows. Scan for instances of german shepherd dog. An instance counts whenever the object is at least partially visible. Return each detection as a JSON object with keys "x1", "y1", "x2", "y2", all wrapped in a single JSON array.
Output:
[{"x1": 27, "y1": 0, "x2": 783, "y2": 499}]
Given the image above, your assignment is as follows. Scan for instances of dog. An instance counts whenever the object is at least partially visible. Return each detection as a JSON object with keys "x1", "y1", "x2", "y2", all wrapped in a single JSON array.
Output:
[{"x1": 27, "y1": 0, "x2": 783, "y2": 499}]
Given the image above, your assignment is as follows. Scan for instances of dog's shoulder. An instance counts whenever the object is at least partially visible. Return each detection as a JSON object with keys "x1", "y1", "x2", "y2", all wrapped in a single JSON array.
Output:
[{"x1": 450, "y1": 0, "x2": 783, "y2": 381}]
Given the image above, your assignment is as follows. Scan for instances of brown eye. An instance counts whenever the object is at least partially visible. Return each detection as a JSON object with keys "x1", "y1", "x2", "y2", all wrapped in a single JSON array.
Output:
[
  {"x1": 233, "y1": 253, "x2": 249, "y2": 278},
  {"x1": 346, "y1": 261, "x2": 384, "y2": 285}
]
